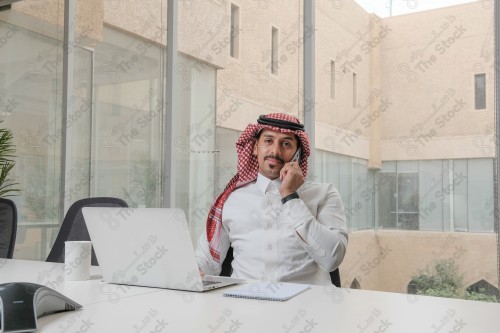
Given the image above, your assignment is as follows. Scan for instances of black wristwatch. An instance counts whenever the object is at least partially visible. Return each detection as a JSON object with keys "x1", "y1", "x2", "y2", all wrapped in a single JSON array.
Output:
[{"x1": 281, "y1": 192, "x2": 299, "y2": 204}]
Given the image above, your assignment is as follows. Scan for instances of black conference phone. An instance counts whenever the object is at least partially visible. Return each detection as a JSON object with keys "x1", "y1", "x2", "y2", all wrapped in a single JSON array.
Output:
[{"x1": 0, "y1": 282, "x2": 82, "y2": 333}]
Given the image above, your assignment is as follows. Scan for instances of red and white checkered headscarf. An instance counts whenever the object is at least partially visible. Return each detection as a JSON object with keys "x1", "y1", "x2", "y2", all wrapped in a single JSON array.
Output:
[{"x1": 206, "y1": 113, "x2": 310, "y2": 262}]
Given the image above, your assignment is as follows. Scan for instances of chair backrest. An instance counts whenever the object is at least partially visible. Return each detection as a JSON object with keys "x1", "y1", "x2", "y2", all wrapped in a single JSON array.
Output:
[
  {"x1": 46, "y1": 197, "x2": 128, "y2": 266},
  {"x1": 220, "y1": 246, "x2": 341, "y2": 287},
  {"x1": 0, "y1": 198, "x2": 17, "y2": 259},
  {"x1": 220, "y1": 247, "x2": 234, "y2": 277},
  {"x1": 329, "y1": 267, "x2": 341, "y2": 288}
]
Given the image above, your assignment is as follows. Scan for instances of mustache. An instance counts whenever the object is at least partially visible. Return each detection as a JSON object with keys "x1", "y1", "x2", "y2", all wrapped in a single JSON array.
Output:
[{"x1": 264, "y1": 155, "x2": 284, "y2": 164}]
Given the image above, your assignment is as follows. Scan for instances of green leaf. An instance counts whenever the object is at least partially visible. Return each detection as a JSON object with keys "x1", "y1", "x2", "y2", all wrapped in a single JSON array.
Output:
[{"x1": 0, "y1": 122, "x2": 19, "y2": 198}]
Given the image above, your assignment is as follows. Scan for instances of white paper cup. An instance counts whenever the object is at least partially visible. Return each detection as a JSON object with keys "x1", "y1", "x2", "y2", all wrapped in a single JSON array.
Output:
[{"x1": 64, "y1": 241, "x2": 92, "y2": 281}]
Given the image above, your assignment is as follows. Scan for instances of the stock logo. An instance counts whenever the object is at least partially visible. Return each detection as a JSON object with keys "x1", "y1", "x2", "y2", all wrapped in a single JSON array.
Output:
[
  {"x1": 0, "y1": 25, "x2": 19, "y2": 48},
  {"x1": 137, "y1": 245, "x2": 169, "y2": 275},
  {"x1": 63, "y1": 246, "x2": 91, "y2": 276}
]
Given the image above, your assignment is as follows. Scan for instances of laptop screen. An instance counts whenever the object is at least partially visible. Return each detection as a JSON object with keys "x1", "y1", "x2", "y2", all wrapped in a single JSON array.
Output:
[{"x1": 82, "y1": 207, "x2": 204, "y2": 291}]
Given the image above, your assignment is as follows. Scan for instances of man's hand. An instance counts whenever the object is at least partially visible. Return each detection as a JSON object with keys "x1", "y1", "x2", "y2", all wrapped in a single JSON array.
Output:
[{"x1": 279, "y1": 161, "x2": 304, "y2": 197}]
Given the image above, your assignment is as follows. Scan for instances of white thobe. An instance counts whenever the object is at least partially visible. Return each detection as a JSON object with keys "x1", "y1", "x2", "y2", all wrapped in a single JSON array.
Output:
[{"x1": 195, "y1": 173, "x2": 348, "y2": 285}]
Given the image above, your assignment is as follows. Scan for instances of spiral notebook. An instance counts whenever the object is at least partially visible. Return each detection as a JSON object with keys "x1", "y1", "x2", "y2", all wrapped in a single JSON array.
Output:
[{"x1": 223, "y1": 282, "x2": 311, "y2": 301}]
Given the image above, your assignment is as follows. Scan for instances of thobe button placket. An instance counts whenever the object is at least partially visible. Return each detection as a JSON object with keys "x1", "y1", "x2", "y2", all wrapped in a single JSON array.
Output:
[{"x1": 263, "y1": 181, "x2": 280, "y2": 281}]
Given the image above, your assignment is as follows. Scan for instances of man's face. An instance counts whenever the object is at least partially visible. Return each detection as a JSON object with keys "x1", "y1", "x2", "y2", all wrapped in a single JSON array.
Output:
[{"x1": 253, "y1": 129, "x2": 299, "y2": 180}]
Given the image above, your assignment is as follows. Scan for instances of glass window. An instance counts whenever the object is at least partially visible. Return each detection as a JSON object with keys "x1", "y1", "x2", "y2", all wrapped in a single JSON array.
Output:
[
  {"x1": 66, "y1": 46, "x2": 93, "y2": 206},
  {"x1": 1, "y1": 0, "x2": 220, "y2": 256},
  {"x1": 330, "y1": 60, "x2": 336, "y2": 99},
  {"x1": 271, "y1": 26, "x2": 278, "y2": 74},
  {"x1": 352, "y1": 72, "x2": 357, "y2": 108},
  {"x1": 174, "y1": 54, "x2": 217, "y2": 242},
  {"x1": 316, "y1": 152, "x2": 374, "y2": 231},
  {"x1": 357, "y1": 159, "x2": 373, "y2": 230},
  {"x1": 453, "y1": 159, "x2": 468, "y2": 231},
  {"x1": 215, "y1": 127, "x2": 239, "y2": 194},
  {"x1": 230, "y1": 4, "x2": 240, "y2": 58},
  {"x1": 474, "y1": 73, "x2": 486, "y2": 109},
  {"x1": 398, "y1": 172, "x2": 419, "y2": 230},
  {"x1": 378, "y1": 171, "x2": 397, "y2": 229},
  {"x1": 92, "y1": 27, "x2": 163, "y2": 208},
  {"x1": 1, "y1": 0, "x2": 497, "y2": 305},
  {"x1": 350, "y1": 159, "x2": 360, "y2": 230},
  {"x1": 0, "y1": 20, "x2": 63, "y2": 260},
  {"x1": 467, "y1": 158, "x2": 493, "y2": 232},
  {"x1": 419, "y1": 160, "x2": 444, "y2": 231}
]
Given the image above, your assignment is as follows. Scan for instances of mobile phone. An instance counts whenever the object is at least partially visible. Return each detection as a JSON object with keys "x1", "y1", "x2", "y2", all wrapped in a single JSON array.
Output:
[{"x1": 291, "y1": 148, "x2": 301, "y2": 163}]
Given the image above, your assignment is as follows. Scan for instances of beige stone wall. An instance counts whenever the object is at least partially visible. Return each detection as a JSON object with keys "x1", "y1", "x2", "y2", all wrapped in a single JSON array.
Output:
[
  {"x1": 378, "y1": 2, "x2": 494, "y2": 161},
  {"x1": 314, "y1": 1, "x2": 373, "y2": 159},
  {"x1": 341, "y1": 230, "x2": 381, "y2": 290},
  {"x1": 0, "y1": 0, "x2": 103, "y2": 45},
  {"x1": 103, "y1": 0, "x2": 166, "y2": 45},
  {"x1": 92, "y1": 0, "x2": 302, "y2": 127},
  {"x1": 102, "y1": 0, "x2": 228, "y2": 68},
  {"x1": 14, "y1": 0, "x2": 62, "y2": 27},
  {"x1": 178, "y1": 0, "x2": 229, "y2": 69},
  {"x1": 367, "y1": 14, "x2": 383, "y2": 169},
  {"x1": 215, "y1": 0, "x2": 303, "y2": 131},
  {"x1": 342, "y1": 230, "x2": 498, "y2": 294},
  {"x1": 313, "y1": 1, "x2": 494, "y2": 163},
  {"x1": 1, "y1": 0, "x2": 229, "y2": 68},
  {"x1": 315, "y1": 0, "x2": 372, "y2": 135},
  {"x1": 3, "y1": 1, "x2": 493, "y2": 163}
]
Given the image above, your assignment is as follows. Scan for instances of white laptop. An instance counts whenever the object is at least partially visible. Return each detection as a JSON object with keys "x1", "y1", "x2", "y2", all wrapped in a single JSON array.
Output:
[{"x1": 82, "y1": 207, "x2": 242, "y2": 292}]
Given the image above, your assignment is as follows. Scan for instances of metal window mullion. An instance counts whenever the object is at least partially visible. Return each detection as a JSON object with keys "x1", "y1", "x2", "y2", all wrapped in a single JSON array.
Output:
[
  {"x1": 164, "y1": 0, "x2": 178, "y2": 208},
  {"x1": 304, "y1": 0, "x2": 315, "y2": 178},
  {"x1": 61, "y1": 0, "x2": 75, "y2": 216},
  {"x1": 494, "y1": 15, "x2": 500, "y2": 277},
  {"x1": 396, "y1": 163, "x2": 399, "y2": 229},
  {"x1": 89, "y1": 49, "x2": 96, "y2": 197},
  {"x1": 230, "y1": 6, "x2": 234, "y2": 57},
  {"x1": 447, "y1": 159, "x2": 454, "y2": 232}
]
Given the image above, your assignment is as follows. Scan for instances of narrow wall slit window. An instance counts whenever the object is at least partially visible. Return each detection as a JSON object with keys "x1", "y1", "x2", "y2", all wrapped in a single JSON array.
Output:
[
  {"x1": 474, "y1": 73, "x2": 486, "y2": 109},
  {"x1": 230, "y1": 4, "x2": 239, "y2": 58},
  {"x1": 353, "y1": 72, "x2": 357, "y2": 108},
  {"x1": 271, "y1": 26, "x2": 278, "y2": 74},
  {"x1": 330, "y1": 60, "x2": 336, "y2": 100}
]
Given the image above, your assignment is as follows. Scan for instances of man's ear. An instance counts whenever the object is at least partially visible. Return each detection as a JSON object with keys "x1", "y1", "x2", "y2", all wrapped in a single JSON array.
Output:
[{"x1": 252, "y1": 141, "x2": 258, "y2": 156}]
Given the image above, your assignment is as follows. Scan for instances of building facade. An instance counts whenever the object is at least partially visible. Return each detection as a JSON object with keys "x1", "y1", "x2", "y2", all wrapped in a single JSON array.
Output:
[{"x1": 0, "y1": 0, "x2": 497, "y2": 295}]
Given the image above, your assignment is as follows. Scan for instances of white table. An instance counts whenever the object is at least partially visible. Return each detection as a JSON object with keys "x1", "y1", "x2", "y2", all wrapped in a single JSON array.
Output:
[{"x1": 1, "y1": 259, "x2": 500, "y2": 332}]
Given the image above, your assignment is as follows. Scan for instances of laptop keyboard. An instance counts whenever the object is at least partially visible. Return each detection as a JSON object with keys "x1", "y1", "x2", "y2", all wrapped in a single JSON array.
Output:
[{"x1": 202, "y1": 280, "x2": 220, "y2": 286}]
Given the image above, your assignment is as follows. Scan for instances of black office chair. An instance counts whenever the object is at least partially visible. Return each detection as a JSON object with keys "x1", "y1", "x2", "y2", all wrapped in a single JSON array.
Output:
[
  {"x1": 330, "y1": 267, "x2": 341, "y2": 288},
  {"x1": 46, "y1": 197, "x2": 128, "y2": 266},
  {"x1": 220, "y1": 246, "x2": 341, "y2": 287},
  {"x1": 0, "y1": 198, "x2": 17, "y2": 259}
]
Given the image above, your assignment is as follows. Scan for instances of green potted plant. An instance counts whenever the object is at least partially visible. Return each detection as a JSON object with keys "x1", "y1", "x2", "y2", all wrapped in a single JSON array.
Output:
[
  {"x1": 0, "y1": 123, "x2": 19, "y2": 197},
  {"x1": 409, "y1": 259, "x2": 499, "y2": 302}
]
